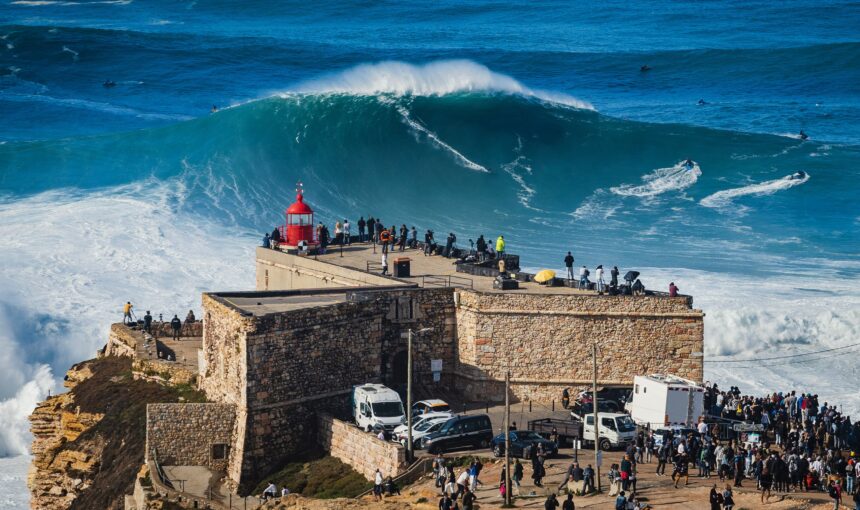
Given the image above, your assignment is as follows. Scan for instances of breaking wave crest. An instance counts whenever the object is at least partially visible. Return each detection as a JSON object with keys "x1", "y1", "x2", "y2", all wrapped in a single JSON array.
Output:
[{"x1": 291, "y1": 60, "x2": 594, "y2": 110}]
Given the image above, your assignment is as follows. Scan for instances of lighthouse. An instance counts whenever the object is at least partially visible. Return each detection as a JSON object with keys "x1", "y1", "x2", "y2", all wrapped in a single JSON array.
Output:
[{"x1": 277, "y1": 182, "x2": 318, "y2": 250}]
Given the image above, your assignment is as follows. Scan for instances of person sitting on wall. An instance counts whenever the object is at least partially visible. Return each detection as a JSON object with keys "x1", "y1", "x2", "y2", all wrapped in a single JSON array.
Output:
[
  {"x1": 632, "y1": 278, "x2": 646, "y2": 296},
  {"x1": 669, "y1": 282, "x2": 679, "y2": 297},
  {"x1": 262, "y1": 482, "x2": 277, "y2": 501}
]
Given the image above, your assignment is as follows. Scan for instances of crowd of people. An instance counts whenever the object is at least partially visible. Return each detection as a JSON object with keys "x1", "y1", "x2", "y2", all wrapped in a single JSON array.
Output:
[{"x1": 432, "y1": 455, "x2": 484, "y2": 510}]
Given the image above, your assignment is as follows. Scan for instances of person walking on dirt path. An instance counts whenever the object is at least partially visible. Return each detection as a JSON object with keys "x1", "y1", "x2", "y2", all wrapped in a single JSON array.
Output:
[{"x1": 143, "y1": 311, "x2": 152, "y2": 334}]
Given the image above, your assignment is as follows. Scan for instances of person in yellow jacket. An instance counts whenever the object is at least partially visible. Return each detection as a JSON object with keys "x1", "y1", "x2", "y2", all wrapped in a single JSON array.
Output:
[
  {"x1": 495, "y1": 235, "x2": 506, "y2": 257},
  {"x1": 123, "y1": 301, "x2": 133, "y2": 324}
]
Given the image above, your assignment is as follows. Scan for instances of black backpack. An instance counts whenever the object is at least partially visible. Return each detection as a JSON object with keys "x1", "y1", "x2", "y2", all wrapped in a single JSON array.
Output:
[{"x1": 828, "y1": 485, "x2": 838, "y2": 499}]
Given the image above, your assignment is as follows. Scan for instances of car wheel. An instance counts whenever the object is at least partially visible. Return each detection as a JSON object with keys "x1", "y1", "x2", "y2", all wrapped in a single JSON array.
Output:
[
  {"x1": 493, "y1": 445, "x2": 502, "y2": 458},
  {"x1": 599, "y1": 438, "x2": 612, "y2": 451}
]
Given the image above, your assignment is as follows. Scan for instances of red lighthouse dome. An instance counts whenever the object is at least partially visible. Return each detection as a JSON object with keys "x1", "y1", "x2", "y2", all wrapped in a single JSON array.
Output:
[{"x1": 281, "y1": 182, "x2": 317, "y2": 247}]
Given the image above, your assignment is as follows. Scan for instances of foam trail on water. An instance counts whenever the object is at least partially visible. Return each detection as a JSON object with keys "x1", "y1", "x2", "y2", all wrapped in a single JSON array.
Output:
[
  {"x1": 61, "y1": 45, "x2": 79, "y2": 61},
  {"x1": 292, "y1": 60, "x2": 594, "y2": 110},
  {"x1": 700, "y1": 172, "x2": 809, "y2": 208},
  {"x1": 395, "y1": 103, "x2": 489, "y2": 172},
  {"x1": 610, "y1": 160, "x2": 702, "y2": 198}
]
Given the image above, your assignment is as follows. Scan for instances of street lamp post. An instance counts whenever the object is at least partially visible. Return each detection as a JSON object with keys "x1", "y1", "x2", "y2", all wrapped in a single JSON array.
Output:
[{"x1": 404, "y1": 327, "x2": 433, "y2": 462}]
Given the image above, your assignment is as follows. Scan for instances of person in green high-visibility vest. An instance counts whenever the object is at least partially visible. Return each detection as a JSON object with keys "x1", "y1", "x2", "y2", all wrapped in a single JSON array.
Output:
[{"x1": 495, "y1": 235, "x2": 505, "y2": 257}]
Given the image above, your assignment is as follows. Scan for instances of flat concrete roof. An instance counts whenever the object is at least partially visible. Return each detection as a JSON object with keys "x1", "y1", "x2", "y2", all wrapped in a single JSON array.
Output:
[
  {"x1": 316, "y1": 243, "x2": 597, "y2": 295},
  {"x1": 217, "y1": 292, "x2": 349, "y2": 316}
]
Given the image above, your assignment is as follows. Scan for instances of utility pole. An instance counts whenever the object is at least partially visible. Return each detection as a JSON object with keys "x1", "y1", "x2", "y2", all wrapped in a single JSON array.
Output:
[
  {"x1": 592, "y1": 342, "x2": 601, "y2": 493},
  {"x1": 504, "y1": 370, "x2": 512, "y2": 507},
  {"x1": 406, "y1": 329, "x2": 414, "y2": 462}
]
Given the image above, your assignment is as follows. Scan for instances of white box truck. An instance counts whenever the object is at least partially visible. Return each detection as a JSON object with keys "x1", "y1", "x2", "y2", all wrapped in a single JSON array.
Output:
[
  {"x1": 628, "y1": 374, "x2": 704, "y2": 428},
  {"x1": 352, "y1": 384, "x2": 405, "y2": 432}
]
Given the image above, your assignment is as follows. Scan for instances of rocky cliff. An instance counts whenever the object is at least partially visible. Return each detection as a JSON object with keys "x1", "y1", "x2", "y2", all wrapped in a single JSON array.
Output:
[{"x1": 28, "y1": 356, "x2": 205, "y2": 510}]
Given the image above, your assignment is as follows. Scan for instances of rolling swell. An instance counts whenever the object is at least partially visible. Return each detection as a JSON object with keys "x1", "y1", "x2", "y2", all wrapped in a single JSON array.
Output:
[{"x1": 0, "y1": 89, "x2": 847, "y2": 230}]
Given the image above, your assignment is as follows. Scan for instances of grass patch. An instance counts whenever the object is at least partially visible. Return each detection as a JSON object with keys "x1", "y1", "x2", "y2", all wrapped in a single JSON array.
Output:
[{"x1": 252, "y1": 451, "x2": 371, "y2": 499}]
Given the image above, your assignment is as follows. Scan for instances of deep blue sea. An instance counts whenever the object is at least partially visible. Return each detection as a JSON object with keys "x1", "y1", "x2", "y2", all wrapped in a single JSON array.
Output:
[{"x1": 0, "y1": 1, "x2": 859, "y2": 505}]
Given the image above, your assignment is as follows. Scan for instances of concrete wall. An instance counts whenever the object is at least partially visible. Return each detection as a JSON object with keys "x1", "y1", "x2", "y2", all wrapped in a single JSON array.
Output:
[
  {"x1": 145, "y1": 403, "x2": 236, "y2": 472},
  {"x1": 255, "y1": 247, "x2": 400, "y2": 290},
  {"x1": 454, "y1": 290, "x2": 704, "y2": 403},
  {"x1": 317, "y1": 414, "x2": 407, "y2": 481}
]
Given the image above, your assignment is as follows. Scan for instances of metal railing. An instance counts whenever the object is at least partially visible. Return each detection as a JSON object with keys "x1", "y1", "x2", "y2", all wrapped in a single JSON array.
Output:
[{"x1": 421, "y1": 275, "x2": 473, "y2": 289}]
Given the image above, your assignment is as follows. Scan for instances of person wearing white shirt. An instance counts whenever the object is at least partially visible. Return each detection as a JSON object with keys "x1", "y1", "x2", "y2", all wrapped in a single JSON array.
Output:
[
  {"x1": 281, "y1": 487, "x2": 289, "y2": 498},
  {"x1": 343, "y1": 219, "x2": 351, "y2": 245},
  {"x1": 456, "y1": 469, "x2": 470, "y2": 498},
  {"x1": 677, "y1": 441, "x2": 686, "y2": 455},
  {"x1": 374, "y1": 469, "x2": 384, "y2": 501},
  {"x1": 595, "y1": 265, "x2": 605, "y2": 293}
]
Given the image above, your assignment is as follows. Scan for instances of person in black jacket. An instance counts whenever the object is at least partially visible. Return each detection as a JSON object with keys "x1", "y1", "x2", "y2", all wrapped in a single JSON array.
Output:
[
  {"x1": 357, "y1": 217, "x2": 366, "y2": 242},
  {"x1": 170, "y1": 314, "x2": 182, "y2": 340},
  {"x1": 564, "y1": 252, "x2": 575, "y2": 280},
  {"x1": 611, "y1": 266, "x2": 620, "y2": 288},
  {"x1": 476, "y1": 235, "x2": 487, "y2": 261},
  {"x1": 271, "y1": 227, "x2": 281, "y2": 245}
]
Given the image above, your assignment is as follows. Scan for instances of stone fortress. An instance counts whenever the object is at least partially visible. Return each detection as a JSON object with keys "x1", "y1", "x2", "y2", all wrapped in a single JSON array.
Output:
[{"x1": 104, "y1": 231, "x2": 703, "y2": 501}]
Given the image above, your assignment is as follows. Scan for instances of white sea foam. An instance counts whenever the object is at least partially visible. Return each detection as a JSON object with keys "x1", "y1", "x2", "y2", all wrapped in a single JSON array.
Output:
[
  {"x1": 394, "y1": 103, "x2": 488, "y2": 172},
  {"x1": 0, "y1": 455, "x2": 31, "y2": 509},
  {"x1": 638, "y1": 266, "x2": 860, "y2": 416},
  {"x1": 61, "y1": 45, "x2": 79, "y2": 61},
  {"x1": 292, "y1": 60, "x2": 594, "y2": 110},
  {"x1": 500, "y1": 136, "x2": 541, "y2": 210},
  {"x1": 700, "y1": 172, "x2": 809, "y2": 208},
  {"x1": 610, "y1": 161, "x2": 701, "y2": 198},
  {"x1": 0, "y1": 179, "x2": 254, "y2": 463}
]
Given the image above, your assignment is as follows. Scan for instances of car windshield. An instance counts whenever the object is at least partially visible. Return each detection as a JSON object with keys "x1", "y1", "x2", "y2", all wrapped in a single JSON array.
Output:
[
  {"x1": 415, "y1": 419, "x2": 439, "y2": 432},
  {"x1": 372, "y1": 402, "x2": 404, "y2": 417},
  {"x1": 616, "y1": 416, "x2": 636, "y2": 432}
]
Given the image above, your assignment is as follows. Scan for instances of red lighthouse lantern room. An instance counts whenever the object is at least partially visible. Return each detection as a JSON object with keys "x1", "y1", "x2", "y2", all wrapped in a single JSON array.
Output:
[{"x1": 279, "y1": 182, "x2": 317, "y2": 249}]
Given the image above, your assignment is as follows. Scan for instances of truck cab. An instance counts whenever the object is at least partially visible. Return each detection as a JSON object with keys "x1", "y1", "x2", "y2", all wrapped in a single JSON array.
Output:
[
  {"x1": 582, "y1": 413, "x2": 636, "y2": 451},
  {"x1": 352, "y1": 384, "x2": 405, "y2": 432}
]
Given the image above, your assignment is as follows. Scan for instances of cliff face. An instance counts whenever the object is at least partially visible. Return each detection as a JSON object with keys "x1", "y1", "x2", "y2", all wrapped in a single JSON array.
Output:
[{"x1": 28, "y1": 356, "x2": 205, "y2": 510}]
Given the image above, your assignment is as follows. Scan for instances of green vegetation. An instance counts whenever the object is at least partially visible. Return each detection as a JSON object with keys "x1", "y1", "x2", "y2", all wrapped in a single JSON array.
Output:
[
  {"x1": 64, "y1": 356, "x2": 207, "y2": 510},
  {"x1": 252, "y1": 451, "x2": 371, "y2": 499}
]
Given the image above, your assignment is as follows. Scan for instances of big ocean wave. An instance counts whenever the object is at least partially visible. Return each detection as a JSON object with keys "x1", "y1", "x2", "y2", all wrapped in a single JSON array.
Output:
[{"x1": 0, "y1": 60, "x2": 859, "y2": 463}]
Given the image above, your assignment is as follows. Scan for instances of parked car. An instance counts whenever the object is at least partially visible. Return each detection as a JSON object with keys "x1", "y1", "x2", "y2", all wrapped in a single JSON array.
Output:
[
  {"x1": 582, "y1": 413, "x2": 637, "y2": 451},
  {"x1": 410, "y1": 399, "x2": 451, "y2": 419},
  {"x1": 490, "y1": 430, "x2": 558, "y2": 458},
  {"x1": 421, "y1": 414, "x2": 493, "y2": 454},
  {"x1": 392, "y1": 412, "x2": 452, "y2": 441},
  {"x1": 395, "y1": 417, "x2": 449, "y2": 449},
  {"x1": 575, "y1": 387, "x2": 632, "y2": 412}
]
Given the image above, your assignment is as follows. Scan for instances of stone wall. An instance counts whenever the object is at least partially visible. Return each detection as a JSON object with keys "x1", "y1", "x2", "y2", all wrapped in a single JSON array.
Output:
[
  {"x1": 317, "y1": 414, "x2": 407, "y2": 481},
  {"x1": 198, "y1": 286, "x2": 457, "y2": 492},
  {"x1": 454, "y1": 290, "x2": 704, "y2": 403},
  {"x1": 145, "y1": 403, "x2": 236, "y2": 472},
  {"x1": 255, "y1": 247, "x2": 402, "y2": 290}
]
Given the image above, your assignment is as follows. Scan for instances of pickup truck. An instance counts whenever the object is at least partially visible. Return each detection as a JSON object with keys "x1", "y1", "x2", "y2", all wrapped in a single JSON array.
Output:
[{"x1": 527, "y1": 418, "x2": 582, "y2": 446}]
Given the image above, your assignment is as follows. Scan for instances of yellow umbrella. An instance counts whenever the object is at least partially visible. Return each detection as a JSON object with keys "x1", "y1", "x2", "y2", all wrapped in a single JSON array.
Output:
[{"x1": 533, "y1": 269, "x2": 556, "y2": 283}]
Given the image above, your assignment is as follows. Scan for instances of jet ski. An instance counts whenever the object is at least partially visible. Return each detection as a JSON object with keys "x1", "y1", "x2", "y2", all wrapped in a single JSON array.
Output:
[
  {"x1": 790, "y1": 171, "x2": 807, "y2": 180},
  {"x1": 103, "y1": 80, "x2": 116, "y2": 88}
]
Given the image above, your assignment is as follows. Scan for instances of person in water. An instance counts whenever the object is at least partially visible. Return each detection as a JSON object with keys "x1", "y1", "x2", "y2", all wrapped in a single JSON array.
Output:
[
  {"x1": 640, "y1": 65, "x2": 651, "y2": 72},
  {"x1": 799, "y1": 130, "x2": 808, "y2": 140},
  {"x1": 698, "y1": 99, "x2": 707, "y2": 105},
  {"x1": 103, "y1": 80, "x2": 116, "y2": 88},
  {"x1": 211, "y1": 105, "x2": 219, "y2": 113}
]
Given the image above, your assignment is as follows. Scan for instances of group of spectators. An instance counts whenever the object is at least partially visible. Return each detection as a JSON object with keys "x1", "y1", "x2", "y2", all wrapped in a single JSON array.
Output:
[
  {"x1": 122, "y1": 301, "x2": 196, "y2": 341},
  {"x1": 432, "y1": 455, "x2": 482, "y2": 510}
]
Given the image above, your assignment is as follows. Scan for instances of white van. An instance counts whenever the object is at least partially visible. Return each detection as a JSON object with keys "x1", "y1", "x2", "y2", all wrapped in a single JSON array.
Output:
[
  {"x1": 352, "y1": 384, "x2": 405, "y2": 432},
  {"x1": 582, "y1": 412, "x2": 637, "y2": 450},
  {"x1": 627, "y1": 374, "x2": 704, "y2": 428}
]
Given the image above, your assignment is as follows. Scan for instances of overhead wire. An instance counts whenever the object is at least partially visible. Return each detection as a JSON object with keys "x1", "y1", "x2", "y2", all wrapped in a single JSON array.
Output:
[{"x1": 703, "y1": 341, "x2": 860, "y2": 363}]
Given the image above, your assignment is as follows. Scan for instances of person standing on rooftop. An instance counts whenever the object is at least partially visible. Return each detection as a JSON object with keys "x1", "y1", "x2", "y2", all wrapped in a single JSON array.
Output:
[
  {"x1": 358, "y1": 216, "x2": 366, "y2": 242},
  {"x1": 262, "y1": 232, "x2": 270, "y2": 248},
  {"x1": 495, "y1": 235, "x2": 505, "y2": 257},
  {"x1": 596, "y1": 265, "x2": 605, "y2": 294},
  {"x1": 564, "y1": 252, "x2": 574, "y2": 280},
  {"x1": 343, "y1": 218, "x2": 351, "y2": 245}
]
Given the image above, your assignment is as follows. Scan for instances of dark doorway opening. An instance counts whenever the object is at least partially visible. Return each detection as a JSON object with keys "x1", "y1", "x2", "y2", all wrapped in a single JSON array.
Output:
[{"x1": 390, "y1": 350, "x2": 408, "y2": 394}]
